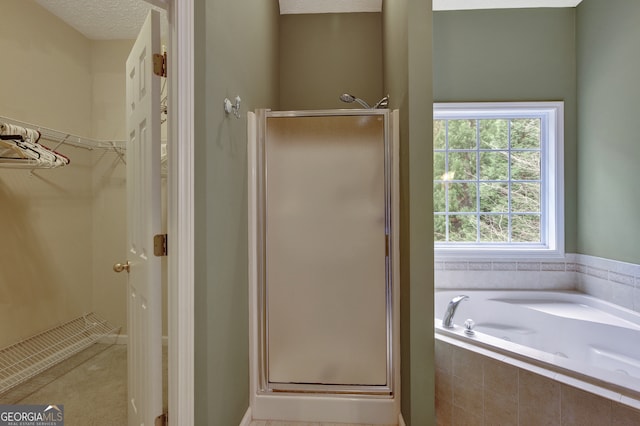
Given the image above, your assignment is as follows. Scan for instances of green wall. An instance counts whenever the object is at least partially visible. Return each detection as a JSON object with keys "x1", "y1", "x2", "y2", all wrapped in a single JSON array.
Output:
[
  {"x1": 194, "y1": 0, "x2": 279, "y2": 424},
  {"x1": 189, "y1": 1, "x2": 639, "y2": 423},
  {"x1": 383, "y1": 0, "x2": 435, "y2": 424},
  {"x1": 194, "y1": 1, "x2": 433, "y2": 423},
  {"x1": 279, "y1": 13, "x2": 383, "y2": 110},
  {"x1": 576, "y1": 0, "x2": 640, "y2": 264},
  {"x1": 433, "y1": 8, "x2": 578, "y2": 253}
]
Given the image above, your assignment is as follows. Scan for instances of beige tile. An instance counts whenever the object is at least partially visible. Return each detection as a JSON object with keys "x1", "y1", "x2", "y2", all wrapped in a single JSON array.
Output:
[
  {"x1": 436, "y1": 394, "x2": 453, "y2": 426},
  {"x1": 483, "y1": 356, "x2": 518, "y2": 401},
  {"x1": 612, "y1": 402, "x2": 640, "y2": 426},
  {"x1": 435, "y1": 339, "x2": 454, "y2": 374},
  {"x1": 452, "y1": 405, "x2": 483, "y2": 426},
  {"x1": 561, "y1": 385, "x2": 612, "y2": 426},
  {"x1": 518, "y1": 369, "x2": 561, "y2": 426},
  {"x1": 453, "y1": 377, "x2": 484, "y2": 416},
  {"x1": 435, "y1": 366, "x2": 453, "y2": 404},
  {"x1": 452, "y1": 346, "x2": 484, "y2": 385},
  {"x1": 484, "y1": 388, "x2": 518, "y2": 426}
]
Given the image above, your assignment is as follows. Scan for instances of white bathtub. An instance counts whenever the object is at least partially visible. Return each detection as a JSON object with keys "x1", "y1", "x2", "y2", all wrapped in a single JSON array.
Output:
[{"x1": 435, "y1": 290, "x2": 640, "y2": 397}]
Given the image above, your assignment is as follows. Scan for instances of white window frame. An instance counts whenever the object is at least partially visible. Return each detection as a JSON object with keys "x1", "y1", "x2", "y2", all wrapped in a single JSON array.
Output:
[{"x1": 433, "y1": 101, "x2": 564, "y2": 260}]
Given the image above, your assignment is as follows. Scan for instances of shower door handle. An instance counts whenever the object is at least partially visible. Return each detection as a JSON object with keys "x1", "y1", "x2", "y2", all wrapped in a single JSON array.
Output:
[{"x1": 113, "y1": 261, "x2": 131, "y2": 273}]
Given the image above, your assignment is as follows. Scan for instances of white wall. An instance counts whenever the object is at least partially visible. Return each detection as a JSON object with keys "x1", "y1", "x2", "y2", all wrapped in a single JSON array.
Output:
[
  {"x1": 0, "y1": 0, "x2": 94, "y2": 348},
  {"x1": 0, "y1": 1, "x2": 133, "y2": 347},
  {"x1": 90, "y1": 40, "x2": 133, "y2": 336}
]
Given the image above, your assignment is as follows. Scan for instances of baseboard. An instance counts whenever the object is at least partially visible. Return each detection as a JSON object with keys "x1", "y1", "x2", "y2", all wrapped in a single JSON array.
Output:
[
  {"x1": 239, "y1": 407, "x2": 252, "y2": 426},
  {"x1": 398, "y1": 413, "x2": 406, "y2": 426},
  {"x1": 98, "y1": 334, "x2": 169, "y2": 346},
  {"x1": 98, "y1": 333, "x2": 128, "y2": 345}
]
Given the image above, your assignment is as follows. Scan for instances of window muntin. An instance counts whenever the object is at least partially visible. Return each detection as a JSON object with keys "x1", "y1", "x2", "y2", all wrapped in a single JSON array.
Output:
[{"x1": 433, "y1": 102, "x2": 564, "y2": 259}]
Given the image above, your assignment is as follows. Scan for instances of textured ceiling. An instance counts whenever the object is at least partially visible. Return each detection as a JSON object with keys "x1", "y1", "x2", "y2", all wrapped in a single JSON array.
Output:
[
  {"x1": 34, "y1": 0, "x2": 584, "y2": 40},
  {"x1": 279, "y1": 0, "x2": 382, "y2": 14},
  {"x1": 35, "y1": 0, "x2": 166, "y2": 40}
]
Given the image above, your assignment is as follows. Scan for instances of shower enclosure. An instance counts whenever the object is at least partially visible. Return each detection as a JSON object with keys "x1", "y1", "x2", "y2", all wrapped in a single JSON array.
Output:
[{"x1": 247, "y1": 109, "x2": 400, "y2": 424}]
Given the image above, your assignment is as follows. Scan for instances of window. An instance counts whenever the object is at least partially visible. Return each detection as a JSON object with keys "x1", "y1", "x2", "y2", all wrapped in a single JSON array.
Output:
[{"x1": 433, "y1": 102, "x2": 564, "y2": 259}]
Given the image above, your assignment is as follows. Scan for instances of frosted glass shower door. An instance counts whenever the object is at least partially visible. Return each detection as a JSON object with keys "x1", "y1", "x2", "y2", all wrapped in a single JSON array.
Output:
[{"x1": 265, "y1": 113, "x2": 389, "y2": 387}]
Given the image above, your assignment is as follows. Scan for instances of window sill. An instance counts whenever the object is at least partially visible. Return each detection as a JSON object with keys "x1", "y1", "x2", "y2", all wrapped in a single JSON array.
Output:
[{"x1": 435, "y1": 246, "x2": 566, "y2": 262}]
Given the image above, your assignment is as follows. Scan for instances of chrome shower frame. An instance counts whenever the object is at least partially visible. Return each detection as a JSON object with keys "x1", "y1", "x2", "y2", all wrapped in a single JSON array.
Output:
[{"x1": 252, "y1": 108, "x2": 399, "y2": 397}]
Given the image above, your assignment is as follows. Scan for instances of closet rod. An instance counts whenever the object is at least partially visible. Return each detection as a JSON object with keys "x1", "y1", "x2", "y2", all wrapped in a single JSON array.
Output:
[{"x1": 0, "y1": 115, "x2": 126, "y2": 151}]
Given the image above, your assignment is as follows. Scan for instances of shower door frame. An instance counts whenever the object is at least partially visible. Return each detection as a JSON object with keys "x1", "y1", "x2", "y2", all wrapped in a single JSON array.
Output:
[{"x1": 249, "y1": 109, "x2": 400, "y2": 403}]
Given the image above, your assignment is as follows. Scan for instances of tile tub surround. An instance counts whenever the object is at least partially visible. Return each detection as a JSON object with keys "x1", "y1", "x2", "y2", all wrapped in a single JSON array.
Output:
[
  {"x1": 436, "y1": 254, "x2": 640, "y2": 314},
  {"x1": 435, "y1": 337, "x2": 640, "y2": 426}
]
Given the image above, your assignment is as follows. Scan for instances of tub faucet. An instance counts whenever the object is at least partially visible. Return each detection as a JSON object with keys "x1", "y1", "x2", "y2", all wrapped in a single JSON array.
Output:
[{"x1": 442, "y1": 295, "x2": 469, "y2": 328}]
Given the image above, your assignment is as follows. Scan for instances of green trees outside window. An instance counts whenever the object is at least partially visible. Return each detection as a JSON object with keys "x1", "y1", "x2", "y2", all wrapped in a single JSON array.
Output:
[
  {"x1": 433, "y1": 117, "x2": 542, "y2": 244},
  {"x1": 434, "y1": 102, "x2": 564, "y2": 257}
]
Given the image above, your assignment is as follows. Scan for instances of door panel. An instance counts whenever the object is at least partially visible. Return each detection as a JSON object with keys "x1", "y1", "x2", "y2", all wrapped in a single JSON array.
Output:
[
  {"x1": 265, "y1": 114, "x2": 388, "y2": 386},
  {"x1": 125, "y1": 9, "x2": 162, "y2": 426}
]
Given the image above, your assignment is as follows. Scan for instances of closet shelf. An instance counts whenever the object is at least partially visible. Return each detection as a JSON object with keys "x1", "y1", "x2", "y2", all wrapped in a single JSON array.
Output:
[
  {"x1": 0, "y1": 115, "x2": 126, "y2": 151},
  {"x1": 0, "y1": 312, "x2": 119, "y2": 395}
]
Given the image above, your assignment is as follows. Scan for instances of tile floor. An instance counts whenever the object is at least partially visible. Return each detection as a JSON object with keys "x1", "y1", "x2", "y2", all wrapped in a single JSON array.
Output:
[
  {"x1": 0, "y1": 343, "x2": 167, "y2": 426},
  {"x1": 1, "y1": 343, "x2": 127, "y2": 425},
  {"x1": 1, "y1": 346, "x2": 393, "y2": 426}
]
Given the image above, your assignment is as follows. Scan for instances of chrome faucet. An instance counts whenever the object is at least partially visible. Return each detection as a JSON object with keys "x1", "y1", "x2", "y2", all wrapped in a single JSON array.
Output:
[{"x1": 442, "y1": 295, "x2": 469, "y2": 328}]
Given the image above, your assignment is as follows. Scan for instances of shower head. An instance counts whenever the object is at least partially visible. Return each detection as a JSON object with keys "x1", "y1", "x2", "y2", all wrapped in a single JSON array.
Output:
[
  {"x1": 339, "y1": 93, "x2": 355, "y2": 103},
  {"x1": 339, "y1": 93, "x2": 371, "y2": 109},
  {"x1": 339, "y1": 93, "x2": 390, "y2": 109}
]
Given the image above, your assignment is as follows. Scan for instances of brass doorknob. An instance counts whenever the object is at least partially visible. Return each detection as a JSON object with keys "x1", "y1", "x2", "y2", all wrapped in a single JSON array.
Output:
[{"x1": 113, "y1": 261, "x2": 130, "y2": 273}]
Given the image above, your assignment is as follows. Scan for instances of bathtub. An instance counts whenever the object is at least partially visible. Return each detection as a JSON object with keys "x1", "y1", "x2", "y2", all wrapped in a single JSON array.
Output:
[{"x1": 435, "y1": 290, "x2": 640, "y2": 400}]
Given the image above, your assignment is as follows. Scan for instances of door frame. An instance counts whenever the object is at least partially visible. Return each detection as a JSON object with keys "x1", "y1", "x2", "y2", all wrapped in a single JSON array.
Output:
[{"x1": 156, "y1": 0, "x2": 195, "y2": 424}]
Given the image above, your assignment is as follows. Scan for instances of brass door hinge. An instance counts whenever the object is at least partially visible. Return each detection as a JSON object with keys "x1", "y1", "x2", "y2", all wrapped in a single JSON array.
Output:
[
  {"x1": 385, "y1": 234, "x2": 389, "y2": 257},
  {"x1": 155, "y1": 412, "x2": 167, "y2": 426},
  {"x1": 153, "y1": 52, "x2": 167, "y2": 77},
  {"x1": 154, "y1": 234, "x2": 168, "y2": 257}
]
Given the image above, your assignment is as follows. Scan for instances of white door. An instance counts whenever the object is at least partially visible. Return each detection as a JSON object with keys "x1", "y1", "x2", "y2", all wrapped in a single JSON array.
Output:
[{"x1": 125, "y1": 9, "x2": 162, "y2": 426}]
